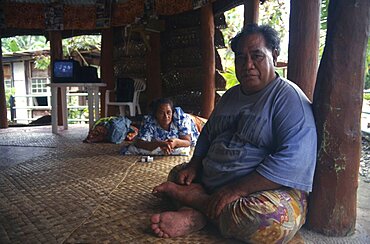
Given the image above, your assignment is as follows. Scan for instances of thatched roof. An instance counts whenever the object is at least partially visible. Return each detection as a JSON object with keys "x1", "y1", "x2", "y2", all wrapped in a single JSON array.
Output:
[{"x1": 0, "y1": 0, "x2": 269, "y2": 37}]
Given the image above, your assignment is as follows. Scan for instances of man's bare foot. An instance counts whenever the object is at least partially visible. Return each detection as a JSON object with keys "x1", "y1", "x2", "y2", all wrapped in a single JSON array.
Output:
[
  {"x1": 152, "y1": 181, "x2": 208, "y2": 208},
  {"x1": 151, "y1": 207, "x2": 207, "y2": 238}
]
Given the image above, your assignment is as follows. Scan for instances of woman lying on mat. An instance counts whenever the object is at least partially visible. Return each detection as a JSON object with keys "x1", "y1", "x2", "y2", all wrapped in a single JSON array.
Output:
[{"x1": 123, "y1": 98, "x2": 201, "y2": 156}]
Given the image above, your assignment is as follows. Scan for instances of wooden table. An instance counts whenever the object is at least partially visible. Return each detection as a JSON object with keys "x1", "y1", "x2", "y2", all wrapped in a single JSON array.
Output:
[{"x1": 48, "y1": 83, "x2": 106, "y2": 134}]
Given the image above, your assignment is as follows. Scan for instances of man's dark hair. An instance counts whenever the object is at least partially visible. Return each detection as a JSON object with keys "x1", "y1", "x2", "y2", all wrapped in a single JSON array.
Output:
[
  {"x1": 149, "y1": 97, "x2": 174, "y2": 115},
  {"x1": 230, "y1": 24, "x2": 280, "y2": 55}
]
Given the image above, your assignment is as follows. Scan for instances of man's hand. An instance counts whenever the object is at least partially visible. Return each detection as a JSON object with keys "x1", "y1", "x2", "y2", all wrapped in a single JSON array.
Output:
[
  {"x1": 206, "y1": 185, "x2": 242, "y2": 220},
  {"x1": 177, "y1": 164, "x2": 198, "y2": 185},
  {"x1": 205, "y1": 172, "x2": 282, "y2": 220}
]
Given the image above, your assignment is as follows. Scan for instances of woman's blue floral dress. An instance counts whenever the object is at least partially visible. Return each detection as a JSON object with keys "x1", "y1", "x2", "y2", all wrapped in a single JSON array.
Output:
[{"x1": 137, "y1": 107, "x2": 199, "y2": 146}]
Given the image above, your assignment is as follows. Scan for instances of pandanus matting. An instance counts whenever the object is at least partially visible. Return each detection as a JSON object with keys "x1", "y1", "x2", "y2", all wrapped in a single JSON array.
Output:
[{"x1": 0, "y1": 126, "x2": 240, "y2": 243}]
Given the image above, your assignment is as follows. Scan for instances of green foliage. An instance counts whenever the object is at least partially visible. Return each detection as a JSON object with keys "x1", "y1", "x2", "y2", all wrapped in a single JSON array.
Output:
[
  {"x1": 2, "y1": 36, "x2": 48, "y2": 53},
  {"x1": 221, "y1": 8, "x2": 243, "y2": 46},
  {"x1": 2, "y1": 35, "x2": 101, "y2": 70},
  {"x1": 320, "y1": 0, "x2": 329, "y2": 31},
  {"x1": 220, "y1": 7, "x2": 244, "y2": 69},
  {"x1": 364, "y1": 93, "x2": 370, "y2": 101},
  {"x1": 34, "y1": 55, "x2": 50, "y2": 70},
  {"x1": 275, "y1": 68, "x2": 286, "y2": 78},
  {"x1": 67, "y1": 96, "x2": 89, "y2": 124},
  {"x1": 2, "y1": 36, "x2": 50, "y2": 70},
  {"x1": 259, "y1": 0, "x2": 288, "y2": 42},
  {"x1": 221, "y1": 66, "x2": 239, "y2": 89},
  {"x1": 319, "y1": 0, "x2": 329, "y2": 58},
  {"x1": 6, "y1": 39, "x2": 21, "y2": 52},
  {"x1": 5, "y1": 87, "x2": 16, "y2": 109},
  {"x1": 62, "y1": 35, "x2": 101, "y2": 58},
  {"x1": 68, "y1": 108, "x2": 88, "y2": 124},
  {"x1": 366, "y1": 39, "x2": 370, "y2": 89}
]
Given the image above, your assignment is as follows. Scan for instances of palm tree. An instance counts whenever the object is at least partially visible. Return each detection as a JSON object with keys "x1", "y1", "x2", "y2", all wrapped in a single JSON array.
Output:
[
  {"x1": 1, "y1": 36, "x2": 48, "y2": 53},
  {"x1": 2, "y1": 35, "x2": 101, "y2": 70}
]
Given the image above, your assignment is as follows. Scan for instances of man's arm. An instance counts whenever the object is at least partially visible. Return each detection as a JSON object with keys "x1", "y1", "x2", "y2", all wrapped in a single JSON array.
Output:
[
  {"x1": 177, "y1": 128, "x2": 211, "y2": 185},
  {"x1": 207, "y1": 171, "x2": 281, "y2": 219}
]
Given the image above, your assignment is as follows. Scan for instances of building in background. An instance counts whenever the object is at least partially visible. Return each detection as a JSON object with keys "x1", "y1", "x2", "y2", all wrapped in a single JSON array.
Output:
[{"x1": 2, "y1": 48, "x2": 101, "y2": 125}]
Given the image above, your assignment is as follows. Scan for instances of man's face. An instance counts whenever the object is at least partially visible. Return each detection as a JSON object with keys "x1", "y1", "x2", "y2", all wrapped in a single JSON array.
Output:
[{"x1": 235, "y1": 33, "x2": 277, "y2": 95}]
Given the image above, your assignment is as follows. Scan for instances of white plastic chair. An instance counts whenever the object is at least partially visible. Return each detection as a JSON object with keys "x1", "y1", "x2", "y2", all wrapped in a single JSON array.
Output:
[{"x1": 105, "y1": 78, "x2": 146, "y2": 117}]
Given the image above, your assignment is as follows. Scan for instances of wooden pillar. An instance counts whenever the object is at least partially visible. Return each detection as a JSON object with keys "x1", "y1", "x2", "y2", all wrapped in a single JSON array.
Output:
[
  {"x1": 306, "y1": 0, "x2": 370, "y2": 236},
  {"x1": 244, "y1": 0, "x2": 259, "y2": 26},
  {"x1": 100, "y1": 28, "x2": 114, "y2": 117},
  {"x1": 287, "y1": 0, "x2": 320, "y2": 101},
  {"x1": 200, "y1": 3, "x2": 215, "y2": 119},
  {"x1": 0, "y1": 37, "x2": 8, "y2": 128},
  {"x1": 49, "y1": 31, "x2": 63, "y2": 126},
  {"x1": 146, "y1": 31, "x2": 162, "y2": 107}
]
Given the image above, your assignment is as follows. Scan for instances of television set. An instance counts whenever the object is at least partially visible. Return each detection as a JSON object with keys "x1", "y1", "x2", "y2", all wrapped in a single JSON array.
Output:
[{"x1": 52, "y1": 59, "x2": 81, "y2": 83}]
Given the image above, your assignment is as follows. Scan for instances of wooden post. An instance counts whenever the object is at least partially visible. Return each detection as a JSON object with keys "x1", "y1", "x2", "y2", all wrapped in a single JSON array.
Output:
[
  {"x1": 306, "y1": 0, "x2": 370, "y2": 236},
  {"x1": 49, "y1": 31, "x2": 63, "y2": 126},
  {"x1": 200, "y1": 3, "x2": 215, "y2": 119},
  {"x1": 244, "y1": 0, "x2": 259, "y2": 26},
  {"x1": 100, "y1": 28, "x2": 114, "y2": 117},
  {"x1": 0, "y1": 37, "x2": 8, "y2": 128},
  {"x1": 287, "y1": 0, "x2": 320, "y2": 101},
  {"x1": 146, "y1": 31, "x2": 162, "y2": 108}
]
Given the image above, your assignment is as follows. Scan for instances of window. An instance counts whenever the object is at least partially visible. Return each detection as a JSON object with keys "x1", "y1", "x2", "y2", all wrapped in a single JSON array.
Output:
[
  {"x1": 30, "y1": 61, "x2": 49, "y2": 94},
  {"x1": 31, "y1": 77, "x2": 48, "y2": 93},
  {"x1": 4, "y1": 79, "x2": 12, "y2": 91},
  {"x1": 3, "y1": 64, "x2": 12, "y2": 91}
]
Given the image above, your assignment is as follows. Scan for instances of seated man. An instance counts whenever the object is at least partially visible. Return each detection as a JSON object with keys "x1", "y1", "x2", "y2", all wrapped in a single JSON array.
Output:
[
  {"x1": 150, "y1": 24, "x2": 317, "y2": 243},
  {"x1": 124, "y1": 98, "x2": 200, "y2": 155}
]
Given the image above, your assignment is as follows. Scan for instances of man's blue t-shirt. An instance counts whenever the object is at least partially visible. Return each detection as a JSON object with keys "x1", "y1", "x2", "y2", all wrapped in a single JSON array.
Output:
[{"x1": 194, "y1": 76, "x2": 317, "y2": 192}]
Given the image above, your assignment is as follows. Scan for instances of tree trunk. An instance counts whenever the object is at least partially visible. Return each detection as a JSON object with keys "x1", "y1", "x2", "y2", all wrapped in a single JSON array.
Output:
[
  {"x1": 287, "y1": 0, "x2": 320, "y2": 101},
  {"x1": 0, "y1": 37, "x2": 8, "y2": 128},
  {"x1": 200, "y1": 3, "x2": 215, "y2": 119},
  {"x1": 306, "y1": 0, "x2": 370, "y2": 236},
  {"x1": 49, "y1": 31, "x2": 63, "y2": 126},
  {"x1": 101, "y1": 28, "x2": 114, "y2": 117},
  {"x1": 244, "y1": 0, "x2": 259, "y2": 26}
]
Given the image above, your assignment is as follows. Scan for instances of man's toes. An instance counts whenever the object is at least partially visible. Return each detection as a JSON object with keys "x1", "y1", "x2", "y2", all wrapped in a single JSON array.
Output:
[
  {"x1": 153, "y1": 182, "x2": 166, "y2": 191},
  {"x1": 151, "y1": 224, "x2": 159, "y2": 232},
  {"x1": 152, "y1": 225, "x2": 164, "y2": 237},
  {"x1": 158, "y1": 230, "x2": 164, "y2": 237},
  {"x1": 152, "y1": 186, "x2": 160, "y2": 194},
  {"x1": 151, "y1": 214, "x2": 161, "y2": 224},
  {"x1": 152, "y1": 186, "x2": 167, "y2": 197}
]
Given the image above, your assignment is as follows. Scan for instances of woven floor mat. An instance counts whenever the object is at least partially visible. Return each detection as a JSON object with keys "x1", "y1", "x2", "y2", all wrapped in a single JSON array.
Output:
[
  {"x1": 0, "y1": 154, "x2": 138, "y2": 243},
  {"x1": 0, "y1": 125, "x2": 88, "y2": 148},
  {"x1": 0, "y1": 149, "x2": 241, "y2": 243},
  {"x1": 65, "y1": 156, "x2": 242, "y2": 243},
  {"x1": 0, "y1": 132, "x2": 60, "y2": 147},
  {"x1": 0, "y1": 131, "x2": 82, "y2": 148}
]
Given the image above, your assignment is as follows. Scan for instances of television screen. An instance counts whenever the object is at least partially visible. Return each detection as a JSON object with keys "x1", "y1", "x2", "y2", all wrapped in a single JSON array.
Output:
[{"x1": 53, "y1": 60, "x2": 74, "y2": 78}]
